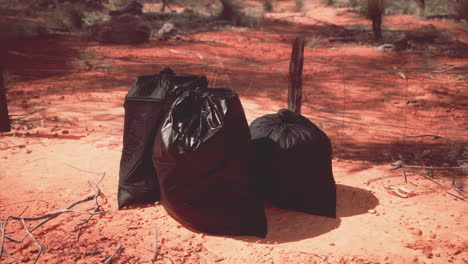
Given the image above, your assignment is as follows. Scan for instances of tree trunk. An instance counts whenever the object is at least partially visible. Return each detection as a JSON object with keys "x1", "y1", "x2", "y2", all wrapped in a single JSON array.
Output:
[
  {"x1": 367, "y1": 0, "x2": 384, "y2": 41},
  {"x1": 372, "y1": 14, "x2": 382, "y2": 40},
  {"x1": 0, "y1": 67, "x2": 11, "y2": 132},
  {"x1": 415, "y1": 0, "x2": 425, "y2": 18}
]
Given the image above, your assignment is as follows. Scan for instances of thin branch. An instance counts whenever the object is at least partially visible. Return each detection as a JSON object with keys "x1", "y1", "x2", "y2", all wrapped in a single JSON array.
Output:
[
  {"x1": 0, "y1": 181, "x2": 106, "y2": 263},
  {"x1": 433, "y1": 63, "x2": 468, "y2": 73},
  {"x1": 451, "y1": 180, "x2": 467, "y2": 192},
  {"x1": 21, "y1": 219, "x2": 44, "y2": 264},
  {"x1": 403, "y1": 134, "x2": 456, "y2": 142},
  {"x1": 298, "y1": 250, "x2": 332, "y2": 264},
  {"x1": 9, "y1": 107, "x2": 47, "y2": 121},
  {"x1": 416, "y1": 171, "x2": 464, "y2": 200},
  {"x1": 152, "y1": 231, "x2": 159, "y2": 261},
  {"x1": 0, "y1": 216, "x2": 11, "y2": 259},
  {"x1": 404, "y1": 165, "x2": 465, "y2": 170},
  {"x1": 64, "y1": 163, "x2": 104, "y2": 175},
  {"x1": 389, "y1": 160, "x2": 404, "y2": 170},
  {"x1": 401, "y1": 168, "x2": 408, "y2": 183},
  {"x1": 367, "y1": 174, "x2": 407, "y2": 185},
  {"x1": 103, "y1": 244, "x2": 123, "y2": 264}
]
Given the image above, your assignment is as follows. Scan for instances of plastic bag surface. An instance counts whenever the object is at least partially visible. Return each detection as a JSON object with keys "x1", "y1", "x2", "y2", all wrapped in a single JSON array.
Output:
[
  {"x1": 249, "y1": 109, "x2": 336, "y2": 218},
  {"x1": 118, "y1": 68, "x2": 207, "y2": 209},
  {"x1": 153, "y1": 88, "x2": 267, "y2": 237}
]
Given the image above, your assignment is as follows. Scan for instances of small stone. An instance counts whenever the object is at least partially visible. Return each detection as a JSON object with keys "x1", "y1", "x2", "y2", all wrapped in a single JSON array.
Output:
[
  {"x1": 62, "y1": 130, "x2": 69, "y2": 134},
  {"x1": 368, "y1": 209, "x2": 376, "y2": 214},
  {"x1": 435, "y1": 253, "x2": 440, "y2": 257},
  {"x1": 412, "y1": 257, "x2": 418, "y2": 262},
  {"x1": 429, "y1": 234, "x2": 436, "y2": 239},
  {"x1": 412, "y1": 229, "x2": 423, "y2": 236},
  {"x1": 329, "y1": 243, "x2": 335, "y2": 246}
]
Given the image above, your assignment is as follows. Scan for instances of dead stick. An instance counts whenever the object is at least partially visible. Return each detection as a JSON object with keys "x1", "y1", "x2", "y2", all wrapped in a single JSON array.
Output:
[
  {"x1": 20, "y1": 219, "x2": 44, "y2": 264},
  {"x1": 451, "y1": 180, "x2": 467, "y2": 192},
  {"x1": 1, "y1": 181, "x2": 106, "y2": 259},
  {"x1": 298, "y1": 250, "x2": 332, "y2": 264},
  {"x1": 0, "y1": 216, "x2": 11, "y2": 259},
  {"x1": 9, "y1": 107, "x2": 47, "y2": 121},
  {"x1": 405, "y1": 165, "x2": 464, "y2": 170},
  {"x1": 5, "y1": 181, "x2": 104, "y2": 243},
  {"x1": 451, "y1": 180, "x2": 467, "y2": 198},
  {"x1": 402, "y1": 167, "x2": 407, "y2": 183},
  {"x1": 288, "y1": 37, "x2": 305, "y2": 114},
  {"x1": 403, "y1": 134, "x2": 455, "y2": 142},
  {"x1": 433, "y1": 63, "x2": 468, "y2": 73},
  {"x1": 152, "y1": 231, "x2": 159, "y2": 261},
  {"x1": 64, "y1": 163, "x2": 104, "y2": 175},
  {"x1": 104, "y1": 244, "x2": 122, "y2": 264},
  {"x1": 367, "y1": 174, "x2": 408, "y2": 185},
  {"x1": 416, "y1": 171, "x2": 464, "y2": 200}
]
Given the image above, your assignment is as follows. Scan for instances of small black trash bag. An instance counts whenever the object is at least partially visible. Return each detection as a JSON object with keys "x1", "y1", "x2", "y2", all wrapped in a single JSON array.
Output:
[
  {"x1": 118, "y1": 68, "x2": 207, "y2": 209},
  {"x1": 153, "y1": 88, "x2": 267, "y2": 237},
  {"x1": 249, "y1": 109, "x2": 336, "y2": 218}
]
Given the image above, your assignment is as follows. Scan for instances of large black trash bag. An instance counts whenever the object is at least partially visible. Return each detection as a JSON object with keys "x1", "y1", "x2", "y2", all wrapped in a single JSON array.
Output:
[
  {"x1": 118, "y1": 68, "x2": 208, "y2": 209},
  {"x1": 249, "y1": 109, "x2": 336, "y2": 218},
  {"x1": 153, "y1": 88, "x2": 267, "y2": 237}
]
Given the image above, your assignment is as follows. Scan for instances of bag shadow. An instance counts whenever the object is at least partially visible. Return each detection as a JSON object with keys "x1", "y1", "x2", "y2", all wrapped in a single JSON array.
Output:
[{"x1": 237, "y1": 184, "x2": 379, "y2": 243}]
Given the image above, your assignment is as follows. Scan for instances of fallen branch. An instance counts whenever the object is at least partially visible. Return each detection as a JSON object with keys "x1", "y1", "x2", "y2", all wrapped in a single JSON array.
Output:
[
  {"x1": 104, "y1": 244, "x2": 122, "y2": 264},
  {"x1": 152, "y1": 231, "x2": 159, "y2": 261},
  {"x1": 21, "y1": 219, "x2": 44, "y2": 264},
  {"x1": 0, "y1": 181, "x2": 106, "y2": 263},
  {"x1": 389, "y1": 160, "x2": 404, "y2": 170},
  {"x1": 404, "y1": 165, "x2": 465, "y2": 170},
  {"x1": 451, "y1": 180, "x2": 467, "y2": 192},
  {"x1": 367, "y1": 174, "x2": 409, "y2": 185},
  {"x1": 64, "y1": 163, "x2": 104, "y2": 176},
  {"x1": 403, "y1": 134, "x2": 455, "y2": 142},
  {"x1": 416, "y1": 171, "x2": 464, "y2": 201},
  {"x1": 298, "y1": 250, "x2": 332, "y2": 264},
  {"x1": 433, "y1": 63, "x2": 468, "y2": 73},
  {"x1": 9, "y1": 107, "x2": 47, "y2": 121},
  {"x1": 402, "y1": 167, "x2": 408, "y2": 183}
]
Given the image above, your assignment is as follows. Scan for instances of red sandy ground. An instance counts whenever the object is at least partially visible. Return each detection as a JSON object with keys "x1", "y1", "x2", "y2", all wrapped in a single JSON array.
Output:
[{"x1": 0, "y1": 1, "x2": 467, "y2": 263}]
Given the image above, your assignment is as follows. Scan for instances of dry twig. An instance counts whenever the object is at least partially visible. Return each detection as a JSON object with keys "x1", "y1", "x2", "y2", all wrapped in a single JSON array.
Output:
[
  {"x1": 9, "y1": 107, "x2": 47, "y2": 121},
  {"x1": 104, "y1": 244, "x2": 123, "y2": 264},
  {"x1": 401, "y1": 167, "x2": 408, "y2": 183},
  {"x1": 367, "y1": 174, "x2": 408, "y2": 185},
  {"x1": 0, "y1": 181, "x2": 106, "y2": 263},
  {"x1": 403, "y1": 134, "x2": 455, "y2": 142},
  {"x1": 152, "y1": 231, "x2": 159, "y2": 261},
  {"x1": 416, "y1": 171, "x2": 464, "y2": 200}
]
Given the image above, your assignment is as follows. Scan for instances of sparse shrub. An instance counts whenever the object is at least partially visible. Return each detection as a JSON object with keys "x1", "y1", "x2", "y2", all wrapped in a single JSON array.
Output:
[
  {"x1": 218, "y1": 0, "x2": 264, "y2": 27},
  {"x1": 367, "y1": 0, "x2": 385, "y2": 41},
  {"x1": 50, "y1": 2, "x2": 85, "y2": 30},
  {"x1": 295, "y1": 0, "x2": 304, "y2": 12},
  {"x1": 349, "y1": 0, "x2": 359, "y2": 7},
  {"x1": 263, "y1": 0, "x2": 274, "y2": 12},
  {"x1": 307, "y1": 36, "x2": 322, "y2": 50},
  {"x1": 415, "y1": 0, "x2": 425, "y2": 18}
]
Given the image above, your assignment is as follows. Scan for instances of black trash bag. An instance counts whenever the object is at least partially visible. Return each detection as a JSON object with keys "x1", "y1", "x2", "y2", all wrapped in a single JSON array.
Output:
[
  {"x1": 249, "y1": 109, "x2": 336, "y2": 218},
  {"x1": 153, "y1": 88, "x2": 267, "y2": 237},
  {"x1": 118, "y1": 68, "x2": 208, "y2": 209}
]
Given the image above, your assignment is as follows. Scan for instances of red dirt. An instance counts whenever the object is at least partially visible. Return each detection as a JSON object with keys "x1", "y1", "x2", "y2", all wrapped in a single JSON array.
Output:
[{"x1": 1, "y1": 1, "x2": 467, "y2": 263}]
